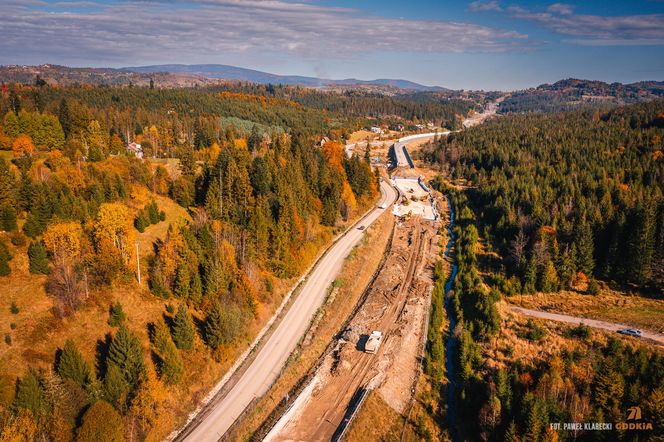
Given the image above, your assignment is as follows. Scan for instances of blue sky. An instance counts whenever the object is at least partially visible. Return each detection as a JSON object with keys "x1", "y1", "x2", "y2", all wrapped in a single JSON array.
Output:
[{"x1": 1, "y1": 0, "x2": 664, "y2": 90}]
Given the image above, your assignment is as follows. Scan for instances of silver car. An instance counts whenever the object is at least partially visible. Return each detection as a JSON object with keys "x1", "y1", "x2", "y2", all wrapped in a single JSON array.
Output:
[{"x1": 617, "y1": 328, "x2": 642, "y2": 337}]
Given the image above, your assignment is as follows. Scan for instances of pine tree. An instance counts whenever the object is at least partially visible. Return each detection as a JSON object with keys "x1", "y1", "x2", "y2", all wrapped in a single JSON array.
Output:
[
  {"x1": 0, "y1": 204, "x2": 17, "y2": 231},
  {"x1": 28, "y1": 241, "x2": 49, "y2": 274},
  {"x1": 108, "y1": 301, "x2": 126, "y2": 327},
  {"x1": 172, "y1": 304, "x2": 195, "y2": 350},
  {"x1": 107, "y1": 325, "x2": 145, "y2": 390},
  {"x1": 57, "y1": 339, "x2": 91, "y2": 386},
  {"x1": 0, "y1": 240, "x2": 12, "y2": 276},
  {"x1": 150, "y1": 319, "x2": 183, "y2": 385},
  {"x1": 504, "y1": 420, "x2": 518, "y2": 442},
  {"x1": 102, "y1": 364, "x2": 128, "y2": 408},
  {"x1": 575, "y1": 221, "x2": 595, "y2": 276},
  {"x1": 627, "y1": 203, "x2": 657, "y2": 284},
  {"x1": 204, "y1": 302, "x2": 227, "y2": 350},
  {"x1": 189, "y1": 271, "x2": 203, "y2": 306},
  {"x1": 148, "y1": 201, "x2": 160, "y2": 224},
  {"x1": 76, "y1": 400, "x2": 124, "y2": 442},
  {"x1": 174, "y1": 263, "x2": 191, "y2": 299},
  {"x1": 205, "y1": 301, "x2": 245, "y2": 352},
  {"x1": 134, "y1": 210, "x2": 149, "y2": 233},
  {"x1": 13, "y1": 368, "x2": 46, "y2": 416},
  {"x1": 538, "y1": 260, "x2": 560, "y2": 293},
  {"x1": 524, "y1": 398, "x2": 547, "y2": 442},
  {"x1": 522, "y1": 255, "x2": 537, "y2": 294}
]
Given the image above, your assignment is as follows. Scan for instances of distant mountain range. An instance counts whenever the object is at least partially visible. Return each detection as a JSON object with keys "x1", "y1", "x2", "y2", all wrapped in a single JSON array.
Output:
[
  {"x1": 1, "y1": 65, "x2": 662, "y2": 112},
  {"x1": 121, "y1": 64, "x2": 448, "y2": 92}
]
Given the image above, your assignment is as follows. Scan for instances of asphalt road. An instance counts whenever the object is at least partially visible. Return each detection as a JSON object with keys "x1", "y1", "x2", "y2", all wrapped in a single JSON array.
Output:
[
  {"x1": 179, "y1": 180, "x2": 398, "y2": 441},
  {"x1": 510, "y1": 306, "x2": 664, "y2": 345}
]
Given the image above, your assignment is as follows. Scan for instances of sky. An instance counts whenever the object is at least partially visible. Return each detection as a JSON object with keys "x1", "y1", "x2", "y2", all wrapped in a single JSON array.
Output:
[{"x1": 1, "y1": 0, "x2": 664, "y2": 90}]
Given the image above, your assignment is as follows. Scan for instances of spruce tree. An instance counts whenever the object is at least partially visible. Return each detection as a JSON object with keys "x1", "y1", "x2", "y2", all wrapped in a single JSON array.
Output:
[
  {"x1": 504, "y1": 421, "x2": 518, "y2": 442},
  {"x1": 102, "y1": 364, "x2": 128, "y2": 408},
  {"x1": 151, "y1": 319, "x2": 183, "y2": 385},
  {"x1": 108, "y1": 301, "x2": 126, "y2": 327},
  {"x1": 538, "y1": 261, "x2": 560, "y2": 293},
  {"x1": 0, "y1": 240, "x2": 12, "y2": 276},
  {"x1": 134, "y1": 210, "x2": 148, "y2": 233},
  {"x1": 148, "y1": 201, "x2": 160, "y2": 224},
  {"x1": 522, "y1": 255, "x2": 537, "y2": 294},
  {"x1": 172, "y1": 304, "x2": 195, "y2": 350},
  {"x1": 575, "y1": 221, "x2": 595, "y2": 276},
  {"x1": 0, "y1": 205, "x2": 17, "y2": 231},
  {"x1": 14, "y1": 368, "x2": 46, "y2": 416},
  {"x1": 28, "y1": 241, "x2": 49, "y2": 274},
  {"x1": 189, "y1": 271, "x2": 203, "y2": 306},
  {"x1": 204, "y1": 302, "x2": 225, "y2": 350},
  {"x1": 107, "y1": 325, "x2": 145, "y2": 390},
  {"x1": 174, "y1": 263, "x2": 191, "y2": 299},
  {"x1": 57, "y1": 339, "x2": 91, "y2": 386}
]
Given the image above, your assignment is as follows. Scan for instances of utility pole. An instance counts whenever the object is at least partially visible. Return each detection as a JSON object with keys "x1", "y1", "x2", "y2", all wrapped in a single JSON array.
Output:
[
  {"x1": 219, "y1": 167, "x2": 224, "y2": 219},
  {"x1": 136, "y1": 241, "x2": 141, "y2": 285}
]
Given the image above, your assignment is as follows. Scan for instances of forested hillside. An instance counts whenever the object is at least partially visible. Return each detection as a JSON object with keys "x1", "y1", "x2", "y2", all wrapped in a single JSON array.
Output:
[
  {"x1": 499, "y1": 79, "x2": 664, "y2": 114},
  {"x1": 421, "y1": 100, "x2": 664, "y2": 294},
  {"x1": 415, "y1": 100, "x2": 664, "y2": 441},
  {"x1": 419, "y1": 184, "x2": 664, "y2": 442},
  {"x1": 0, "y1": 82, "x2": 379, "y2": 440}
]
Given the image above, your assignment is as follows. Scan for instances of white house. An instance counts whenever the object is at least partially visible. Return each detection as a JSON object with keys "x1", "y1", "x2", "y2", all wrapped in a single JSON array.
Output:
[{"x1": 127, "y1": 142, "x2": 143, "y2": 159}]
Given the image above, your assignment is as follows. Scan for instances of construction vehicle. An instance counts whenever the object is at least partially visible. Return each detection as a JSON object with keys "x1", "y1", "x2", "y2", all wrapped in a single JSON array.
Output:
[{"x1": 364, "y1": 331, "x2": 383, "y2": 354}]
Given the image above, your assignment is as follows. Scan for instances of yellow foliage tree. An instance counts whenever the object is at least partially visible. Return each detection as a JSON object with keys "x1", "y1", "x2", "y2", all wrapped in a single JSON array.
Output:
[
  {"x1": 94, "y1": 203, "x2": 135, "y2": 266},
  {"x1": 340, "y1": 181, "x2": 357, "y2": 220},
  {"x1": 129, "y1": 364, "x2": 168, "y2": 437},
  {"x1": 12, "y1": 134, "x2": 35, "y2": 158},
  {"x1": 322, "y1": 141, "x2": 344, "y2": 173},
  {"x1": 0, "y1": 410, "x2": 38, "y2": 442},
  {"x1": 43, "y1": 222, "x2": 83, "y2": 264}
]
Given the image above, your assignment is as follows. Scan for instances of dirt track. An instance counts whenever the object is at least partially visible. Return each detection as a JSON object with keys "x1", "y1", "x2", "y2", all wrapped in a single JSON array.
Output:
[
  {"x1": 510, "y1": 306, "x2": 664, "y2": 346},
  {"x1": 266, "y1": 215, "x2": 440, "y2": 441}
]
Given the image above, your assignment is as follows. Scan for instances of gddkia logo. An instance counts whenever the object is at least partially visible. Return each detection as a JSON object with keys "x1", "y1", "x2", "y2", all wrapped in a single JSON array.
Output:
[
  {"x1": 627, "y1": 406, "x2": 642, "y2": 421},
  {"x1": 616, "y1": 406, "x2": 653, "y2": 431}
]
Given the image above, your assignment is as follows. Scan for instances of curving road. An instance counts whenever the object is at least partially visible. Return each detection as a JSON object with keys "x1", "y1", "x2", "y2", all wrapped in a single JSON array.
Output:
[
  {"x1": 510, "y1": 306, "x2": 664, "y2": 345},
  {"x1": 177, "y1": 180, "x2": 398, "y2": 441}
]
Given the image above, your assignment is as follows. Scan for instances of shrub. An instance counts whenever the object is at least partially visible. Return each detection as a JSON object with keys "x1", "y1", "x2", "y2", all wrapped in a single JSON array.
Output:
[
  {"x1": 76, "y1": 400, "x2": 124, "y2": 442},
  {"x1": 108, "y1": 301, "x2": 127, "y2": 327},
  {"x1": 10, "y1": 231, "x2": 26, "y2": 246},
  {"x1": 587, "y1": 278, "x2": 600, "y2": 295}
]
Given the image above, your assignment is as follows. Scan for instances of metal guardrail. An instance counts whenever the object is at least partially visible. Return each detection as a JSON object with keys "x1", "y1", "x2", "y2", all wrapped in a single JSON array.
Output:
[{"x1": 331, "y1": 387, "x2": 372, "y2": 442}]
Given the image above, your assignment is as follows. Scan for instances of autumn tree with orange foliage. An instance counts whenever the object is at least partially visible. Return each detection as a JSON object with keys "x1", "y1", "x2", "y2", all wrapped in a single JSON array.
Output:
[{"x1": 12, "y1": 134, "x2": 35, "y2": 158}]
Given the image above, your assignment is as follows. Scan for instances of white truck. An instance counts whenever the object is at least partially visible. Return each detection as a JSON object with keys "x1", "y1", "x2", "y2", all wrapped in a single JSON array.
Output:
[{"x1": 364, "y1": 331, "x2": 383, "y2": 354}]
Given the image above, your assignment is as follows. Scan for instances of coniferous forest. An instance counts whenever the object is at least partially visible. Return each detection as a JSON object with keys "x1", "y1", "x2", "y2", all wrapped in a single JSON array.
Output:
[
  {"x1": 421, "y1": 100, "x2": 664, "y2": 294},
  {"x1": 417, "y1": 101, "x2": 664, "y2": 442}
]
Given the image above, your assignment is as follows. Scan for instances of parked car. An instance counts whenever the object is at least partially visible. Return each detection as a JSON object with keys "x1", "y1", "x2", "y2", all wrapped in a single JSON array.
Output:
[{"x1": 617, "y1": 328, "x2": 642, "y2": 337}]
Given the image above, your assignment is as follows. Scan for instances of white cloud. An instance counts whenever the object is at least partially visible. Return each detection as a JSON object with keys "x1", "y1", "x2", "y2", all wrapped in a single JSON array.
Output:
[
  {"x1": 468, "y1": 1, "x2": 502, "y2": 12},
  {"x1": 507, "y1": 4, "x2": 664, "y2": 45},
  {"x1": 0, "y1": 0, "x2": 530, "y2": 66},
  {"x1": 546, "y1": 3, "x2": 573, "y2": 15}
]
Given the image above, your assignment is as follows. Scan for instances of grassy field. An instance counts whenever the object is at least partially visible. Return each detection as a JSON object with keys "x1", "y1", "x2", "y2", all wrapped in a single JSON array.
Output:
[
  {"x1": 345, "y1": 391, "x2": 403, "y2": 442},
  {"x1": 509, "y1": 290, "x2": 664, "y2": 334}
]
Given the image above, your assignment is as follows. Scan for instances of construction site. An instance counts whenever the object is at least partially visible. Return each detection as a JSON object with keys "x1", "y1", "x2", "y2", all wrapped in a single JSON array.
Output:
[
  {"x1": 223, "y1": 136, "x2": 445, "y2": 442},
  {"x1": 264, "y1": 202, "x2": 442, "y2": 441}
]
